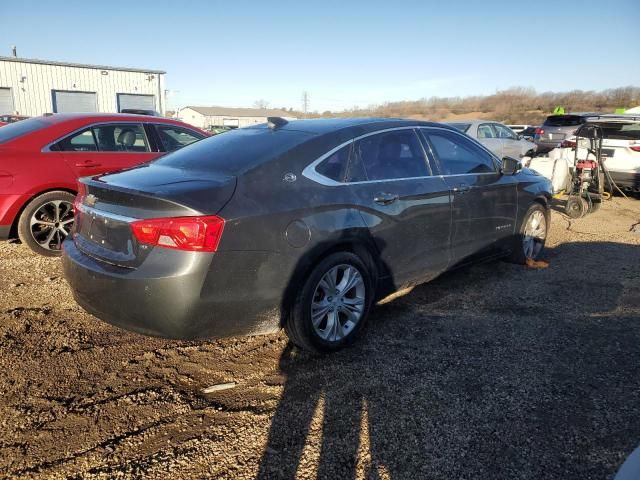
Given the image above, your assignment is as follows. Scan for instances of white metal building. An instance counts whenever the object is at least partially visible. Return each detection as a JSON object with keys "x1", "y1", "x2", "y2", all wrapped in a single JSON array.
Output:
[
  {"x1": 177, "y1": 106, "x2": 296, "y2": 129},
  {"x1": 0, "y1": 56, "x2": 166, "y2": 116}
]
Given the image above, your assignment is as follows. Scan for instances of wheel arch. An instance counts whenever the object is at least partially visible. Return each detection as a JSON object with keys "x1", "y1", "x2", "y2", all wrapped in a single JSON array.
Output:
[
  {"x1": 9, "y1": 187, "x2": 77, "y2": 239},
  {"x1": 279, "y1": 236, "x2": 381, "y2": 328}
]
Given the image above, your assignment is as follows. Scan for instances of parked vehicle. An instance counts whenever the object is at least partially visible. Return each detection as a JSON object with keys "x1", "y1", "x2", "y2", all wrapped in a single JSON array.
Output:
[
  {"x1": 534, "y1": 113, "x2": 601, "y2": 152},
  {"x1": 563, "y1": 115, "x2": 640, "y2": 193},
  {"x1": 446, "y1": 120, "x2": 537, "y2": 159},
  {"x1": 520, "y1": 126, "x2": 538, "y2": 141},
  {"x1": 0, "y1": 113, "x2": 209, "y2": 255},
  {"x1": 0, "y1": 115, "x2": 29, "y2": 124},
  {"x1": 62, "y1": 118, "x2": 552, "y2": 352}
]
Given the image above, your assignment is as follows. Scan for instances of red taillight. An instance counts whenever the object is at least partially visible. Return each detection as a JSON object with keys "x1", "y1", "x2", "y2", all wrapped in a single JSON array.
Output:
[
  {"x1": 560, "y1": 139, "x2": 577, "y2": 149},
  {"x1": 74, "y1": 182, "x2": 86, "y2": 214},
  {"x1": 535, "y1": 127, "x2": 544, "y2": 135},
  {"x1": 630, "y1": 145, "x2": 640, "y2": 152},
  {"x1": 131, "y1": 215, "x2": 225, "y2": 252}
]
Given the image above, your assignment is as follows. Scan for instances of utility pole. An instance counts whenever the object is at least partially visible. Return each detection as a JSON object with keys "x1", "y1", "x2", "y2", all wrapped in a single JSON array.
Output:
[{"x1": 301, "y1": 91, "x2": 310, "y2": 117}]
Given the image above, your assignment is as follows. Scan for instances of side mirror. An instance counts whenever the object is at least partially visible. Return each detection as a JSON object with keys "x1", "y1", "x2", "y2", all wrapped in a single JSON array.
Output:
[
  {"x1": 501, "y1": 156, "x2": 522, "y2": 175},
  {"x1": 517, "y1": 134, "x2": 523, "y2": 140}
]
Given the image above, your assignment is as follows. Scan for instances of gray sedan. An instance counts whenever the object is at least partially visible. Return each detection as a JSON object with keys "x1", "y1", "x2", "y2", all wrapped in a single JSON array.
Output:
[{"x1": 447, "y1": 120, "x2": 537, "y2": 159}]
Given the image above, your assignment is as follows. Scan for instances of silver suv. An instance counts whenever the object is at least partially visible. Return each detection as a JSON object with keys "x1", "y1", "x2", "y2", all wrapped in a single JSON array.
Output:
[{"x1": 535, "y1": 113, "x2": 601, "y2": 152}]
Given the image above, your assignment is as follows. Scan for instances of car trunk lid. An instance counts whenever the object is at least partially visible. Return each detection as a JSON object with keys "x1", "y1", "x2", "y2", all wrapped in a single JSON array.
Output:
[{"x1": 72, "y1": 165, "x2": 236, "y2": 267}]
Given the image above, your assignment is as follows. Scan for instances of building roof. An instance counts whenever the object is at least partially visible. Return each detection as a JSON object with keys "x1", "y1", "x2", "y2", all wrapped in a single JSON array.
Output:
[
  {"x1": 0, "y1": 56, "x2": 165, "y2": 74},
  {"x1": 184, "y1": 106, "x2": 295, "y2": 118}
]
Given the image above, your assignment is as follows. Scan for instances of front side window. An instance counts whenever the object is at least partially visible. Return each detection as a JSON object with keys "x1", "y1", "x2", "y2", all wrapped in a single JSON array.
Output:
[
  {"x1": 494, "y1": 124, "x2": 517, "y2": 140},
  {"x1": 156, "y1": 125, "x2": 204, "y2": 152},
  {"x1": 477, "y1": 124, "x2": 495, "y2": 139},
  {"x1": 424, "y1": 129, "x2": 497, "y2": 175},
  {"x1": 354, "y1": 130, "x2": 429, "y2": 181}
]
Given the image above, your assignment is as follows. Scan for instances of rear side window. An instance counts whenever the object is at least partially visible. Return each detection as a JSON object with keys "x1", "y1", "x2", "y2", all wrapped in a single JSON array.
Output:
[
  {"x1": 424, "y1": 129, "x2": 497, "y2": 175},
  {"x1": 543, "y1": 115, "x2": 586, "y2": 127},
  {"x1": 354, "y1": 129, "x2": 430, "y2": 181},
  {"x1": 55, "y1": 124, "x2": 150, "y2": 152},
  {"x1": 315, "y1": 143, "x2": 367, "y2": 183},
  {"x1": 56, "y1": 129, "x2": 97, "y2": 152},
  {"x1": 94, "y1": 124, "x2": 149, "y2": 152},
  {"x1": 153, "y1": 126, "x2": 314, "y2": 175},
  {"x1": 0, "y1": 118, "x2": 48, "y2": 144},
  {"x1": 155, "y1": 125, "x2": 204, "y2": 152}
]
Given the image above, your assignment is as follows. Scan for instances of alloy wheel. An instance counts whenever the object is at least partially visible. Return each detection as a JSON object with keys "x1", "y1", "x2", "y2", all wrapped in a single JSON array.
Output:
[
  {"x1": 310, "y1": 264, "x2": 366, "y2": 342},
  {"x1": 30, "y1": 200, "x2": 74, "y2": 251}
]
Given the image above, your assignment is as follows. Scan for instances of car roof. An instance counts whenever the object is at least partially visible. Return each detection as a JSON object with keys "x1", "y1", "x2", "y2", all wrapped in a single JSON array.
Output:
[
  {"x1": 37, "y1": 112, "x2": 183, "y2": 125},
  {"x1": 249, "y1": 117, "x2": 448, "y2": 135}
]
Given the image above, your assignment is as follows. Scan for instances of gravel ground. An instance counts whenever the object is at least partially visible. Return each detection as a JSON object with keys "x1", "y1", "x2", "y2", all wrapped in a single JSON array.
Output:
[{"x1": 0, "y1": 198, "x2": 639, "y2": 480}]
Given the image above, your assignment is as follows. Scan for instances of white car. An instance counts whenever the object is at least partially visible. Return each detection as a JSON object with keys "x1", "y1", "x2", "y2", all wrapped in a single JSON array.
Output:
[{"x1": 446, "y1": 120, "x2": 537, "y2": 159}]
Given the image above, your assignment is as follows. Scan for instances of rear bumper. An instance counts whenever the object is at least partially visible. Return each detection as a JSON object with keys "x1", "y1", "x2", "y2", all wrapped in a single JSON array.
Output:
[
  {"x1": 0, "y1": 193, "x2": 29, "y2": 238},
  {"x1": 609, "y1": 171, "x2": 640, "y2": 191},
  {"x1": 61, "y1": 239, "x2": 289, "y2": 340},
  {"x1": 534, "y1": 140, "x2": 562, "y2": 152}
]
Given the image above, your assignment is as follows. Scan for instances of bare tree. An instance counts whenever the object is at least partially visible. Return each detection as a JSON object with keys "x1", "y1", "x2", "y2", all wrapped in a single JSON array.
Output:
[{"x1": 253, "y1": 99, "x2": 270, "y2": 109}]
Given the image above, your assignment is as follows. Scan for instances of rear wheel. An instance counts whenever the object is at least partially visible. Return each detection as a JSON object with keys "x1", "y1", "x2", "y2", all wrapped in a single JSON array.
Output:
[
  {"x1": 508, "y1": 203, "x2": 548, "y2": 264},
  {"x1": 285, "y1": 252, "x2": 374, "y2": 353},
  {"x1": 17, "y1": 191, "x2": 76, "y2": 257}
]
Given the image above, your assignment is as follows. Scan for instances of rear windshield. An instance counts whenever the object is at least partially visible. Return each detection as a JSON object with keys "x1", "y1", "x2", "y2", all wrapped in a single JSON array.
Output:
[
  {"x1": 153, "y1": 126, "x2": 314, "y2": 174},
  {"x1": 446, "y1": 123, "x2": 471, "y2": 133},
  {"x1": 0, "y1": 118, "x2": 49, "y2": 144},
  {"x1": 543, "y1": 115, "x2": 587, "y2": 127}
]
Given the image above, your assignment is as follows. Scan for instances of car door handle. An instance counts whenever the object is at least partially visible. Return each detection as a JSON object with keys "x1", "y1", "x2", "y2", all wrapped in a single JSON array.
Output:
[
  {"x1": 453, "y1": 183, "x2": 470, "y2": 194},
  {"x1": 75, "y1": 160, "x2": 102, "y2": 168},
  {"x1": 373, "y1": 192, "x2": 399, "y2": 205}
]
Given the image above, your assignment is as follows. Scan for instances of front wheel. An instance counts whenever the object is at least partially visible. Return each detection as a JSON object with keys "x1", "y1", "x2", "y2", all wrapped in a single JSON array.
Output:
[
  {"x1": 285, "y1": 252, "x2": 374, "y2": 353},
  {"x1": 17, "y1": 191, "x2": 76, "y2": 257},
  {"x1": 508, "y1": 203, "x2": 549, "y2": 264}
]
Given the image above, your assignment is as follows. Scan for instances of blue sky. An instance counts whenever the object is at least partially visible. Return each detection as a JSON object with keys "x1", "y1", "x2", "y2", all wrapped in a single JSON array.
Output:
[{"x1": 1, "y1": 0, "x2": 638, "y2": 111}]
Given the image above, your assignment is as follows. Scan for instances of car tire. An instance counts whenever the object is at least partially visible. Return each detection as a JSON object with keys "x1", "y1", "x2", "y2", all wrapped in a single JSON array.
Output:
[
  {"x1": 17, "y1": 191, "x2": 76, "y2": 257},
  {"x1": 285, "y1": 252, "x2": 375, "y2": 353},
  {"x1": 508, "y1": 203, "x2": 549, "y2": 264}
]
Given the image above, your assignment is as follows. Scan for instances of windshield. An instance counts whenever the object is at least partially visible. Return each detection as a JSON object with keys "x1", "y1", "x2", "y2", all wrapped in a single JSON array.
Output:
[
  {"x1": 153, "y1": 126, "x2": 315, "y2": 175},
  {"x1": 446, "y1": 123, "x2": 471, "y2": 133},
  {"x1": 543, "y1": 115, "x2": 586, "y2": 127},
  {"x1": 0, "y1": 117, "x2": 49, "y2": 144}
]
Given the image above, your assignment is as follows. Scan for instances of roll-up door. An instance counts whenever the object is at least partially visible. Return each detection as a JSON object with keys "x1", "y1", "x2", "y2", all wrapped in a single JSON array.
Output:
[
  {"x1": 0, "y1": 88, "x2": 14, "y2": 114},
  {"x1": 117, "y1": 93, "x2": 156, "y2": 112},
  {"x1": 52, "y1": 90, "x2": 97, "y2": 113}
]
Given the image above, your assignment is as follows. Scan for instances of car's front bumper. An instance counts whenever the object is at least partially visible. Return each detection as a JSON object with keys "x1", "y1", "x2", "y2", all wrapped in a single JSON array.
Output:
[{"x1": 62, "y1": 239, "x2": 289, "y2": 340}]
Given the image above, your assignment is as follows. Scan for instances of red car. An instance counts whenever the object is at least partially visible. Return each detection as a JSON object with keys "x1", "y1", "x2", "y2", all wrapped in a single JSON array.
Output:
[{"x1": 0, "y1": 113, "x2": 208, "y2": 255}]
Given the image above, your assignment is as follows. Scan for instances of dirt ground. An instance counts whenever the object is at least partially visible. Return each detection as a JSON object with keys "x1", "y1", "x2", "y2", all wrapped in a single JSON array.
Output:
[{"x1": 1, "y1": 198, "x2": 639, "y2": 480}]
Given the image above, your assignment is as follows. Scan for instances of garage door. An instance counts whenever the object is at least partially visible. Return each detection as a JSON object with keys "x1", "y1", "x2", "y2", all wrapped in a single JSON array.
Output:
[
  {"x1": 117, "y1": 94, "x2": 156, "y2": 112},
  {"x1": 53, "y1": 90, "x2": 97, "y2": 113},
  {"x1": 0, "y1": 88, "x2": 14, "y2": 115}
]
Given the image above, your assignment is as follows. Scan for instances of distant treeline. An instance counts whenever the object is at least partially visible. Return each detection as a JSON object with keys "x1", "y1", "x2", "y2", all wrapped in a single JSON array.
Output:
[{"x1": 305, "y1": 86, "x2": 640, "y2": 124}]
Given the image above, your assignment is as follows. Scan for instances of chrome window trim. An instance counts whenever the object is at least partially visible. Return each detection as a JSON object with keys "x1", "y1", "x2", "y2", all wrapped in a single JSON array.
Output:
[
  {"x1": 76, "y1": 202, "x2": 137, "y2": 223},
  {"x1": 40, "y1": 121, "x2": 186, "y2": 153},
  {"x1": 302, "y1": 126, "x2": 438, "y2": 187}
]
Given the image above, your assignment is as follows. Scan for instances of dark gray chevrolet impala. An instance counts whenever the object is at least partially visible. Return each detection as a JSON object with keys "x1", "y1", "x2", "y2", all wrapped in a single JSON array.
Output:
[{"x1": 62, "y1": 118, "x2": 552, "y2": 352}]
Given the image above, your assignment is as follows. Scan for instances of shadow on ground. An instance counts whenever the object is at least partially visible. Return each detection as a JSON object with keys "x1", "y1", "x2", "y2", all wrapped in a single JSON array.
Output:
[{"x1": 257, "y1": 241, "x2": 640, "y2": 479}]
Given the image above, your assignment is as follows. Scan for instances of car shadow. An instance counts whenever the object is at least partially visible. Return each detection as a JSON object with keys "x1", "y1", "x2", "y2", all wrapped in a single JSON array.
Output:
[{"x1": 257, "y1": 241, "x2": 640, "y2": 479}]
